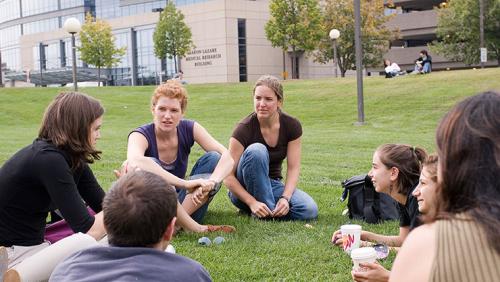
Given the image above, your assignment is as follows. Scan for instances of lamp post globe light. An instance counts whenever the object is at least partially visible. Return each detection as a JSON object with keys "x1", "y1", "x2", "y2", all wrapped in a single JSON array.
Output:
[
  {"x1": 329, "y1": 29, "x2": 340, "y2": 78},
  {"x1": 63, "y1": 17, "x2": 81, "y2": 91}
]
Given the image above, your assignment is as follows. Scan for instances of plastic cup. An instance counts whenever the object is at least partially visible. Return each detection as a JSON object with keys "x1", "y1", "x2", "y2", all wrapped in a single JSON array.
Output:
[
  {"x1": 340, "y1": 224, "x2": 362, "y2": 254},
  {"x1": 351, "y1": 247, "x2": 377, "y2": 272}
]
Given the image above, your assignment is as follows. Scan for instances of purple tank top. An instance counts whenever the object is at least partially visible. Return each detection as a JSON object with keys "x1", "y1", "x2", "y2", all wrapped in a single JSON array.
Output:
[{"x1": 131, "y1": 120, "x2": 195, "y2": 179}]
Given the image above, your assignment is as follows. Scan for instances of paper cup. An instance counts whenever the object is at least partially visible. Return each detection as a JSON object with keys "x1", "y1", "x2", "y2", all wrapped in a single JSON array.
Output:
[
  {"x1": 351, "y1": 247, "x2": 377, "y2": 272},
  {"x1": 340, "y1": 224, "x2": 361, "y2": 254}
]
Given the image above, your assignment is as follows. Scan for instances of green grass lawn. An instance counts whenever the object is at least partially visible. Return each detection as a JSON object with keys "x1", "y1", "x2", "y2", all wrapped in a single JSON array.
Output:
[{"x1": 1, "y1": 68, "x2": 499, "y2": 281}]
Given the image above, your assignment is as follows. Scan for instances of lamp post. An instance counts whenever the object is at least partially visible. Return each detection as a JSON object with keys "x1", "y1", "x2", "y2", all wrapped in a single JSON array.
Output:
[
  {"x1": 329, "y1": 29, "x2": 340, "y2": 78},
  {"x1": 353, "y1": 0, "x2": 365, "y2": 124},
  {"x1": 63, "y1": 17, "x2": 81, "y2": 91},
  {"x1": 479, "y1": 0, "x2": 485, "y2": 69}
]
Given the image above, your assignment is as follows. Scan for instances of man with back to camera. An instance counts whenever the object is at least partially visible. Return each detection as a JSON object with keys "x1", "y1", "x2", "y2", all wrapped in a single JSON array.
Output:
[{"x1": 50, "y1": 170, "x2": 212, "y2": 282}]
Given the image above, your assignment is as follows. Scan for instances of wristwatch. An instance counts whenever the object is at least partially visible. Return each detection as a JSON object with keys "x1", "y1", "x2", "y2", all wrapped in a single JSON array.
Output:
[{"x1": 279, "y1": 195, "x2": 290, "y2": 204}]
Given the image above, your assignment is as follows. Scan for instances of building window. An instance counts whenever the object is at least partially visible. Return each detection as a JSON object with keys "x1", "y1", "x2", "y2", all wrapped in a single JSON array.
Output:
[
  {"x1": 0, "y1": 0, "x2": 21, "y2": 23},
  {"x1": 237, "y1": 18, "x2": 247, "y2": 82},
  {"x1": 0, "y1": 25, "x2": 21, "y2": 47},
  {"x1": 21, "y1": 0, "x2": 58, "y2": 17}
]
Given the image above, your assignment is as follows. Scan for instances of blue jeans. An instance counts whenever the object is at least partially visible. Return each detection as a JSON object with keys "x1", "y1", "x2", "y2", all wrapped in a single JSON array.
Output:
[
  {"x1": 422, "y1": 62, "x2": 431, "y2": 73},
  {"x1": 228, "y1": 143, "x2": 318, "y2": 220},
  {"x1": 154, "y1": 151, "x2": 221, "y2": 224}
]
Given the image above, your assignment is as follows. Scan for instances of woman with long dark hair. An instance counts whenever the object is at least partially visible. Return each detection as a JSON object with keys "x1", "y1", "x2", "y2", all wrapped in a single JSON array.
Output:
[
  {"x1": 0, "y1": 92, "x2": 106, "y2": 269},
  {"x1": 391, "y1": 91, "x2": 500, "y2": 281}
]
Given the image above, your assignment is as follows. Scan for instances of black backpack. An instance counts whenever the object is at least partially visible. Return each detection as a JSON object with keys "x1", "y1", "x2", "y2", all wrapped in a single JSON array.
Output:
[{"x1": 340, "y1": 174, "x2": 400, "y2": 223}]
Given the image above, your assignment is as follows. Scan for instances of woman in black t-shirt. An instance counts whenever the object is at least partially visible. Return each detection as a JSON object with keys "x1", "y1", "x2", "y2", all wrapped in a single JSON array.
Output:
[
  {"x1": 332, "y1": 144, "x2": 427, "y2": 249},
  {"x1": 0, "y1": 92, "x2": 107, "y2": 268},
  {"x1": 224, "y1": 75, "x2": 318, "y2": 220}
]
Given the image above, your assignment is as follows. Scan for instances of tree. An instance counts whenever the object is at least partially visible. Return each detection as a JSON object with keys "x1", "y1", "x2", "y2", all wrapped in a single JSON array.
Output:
[
  {"x1": 265, "y1": 0, "x2": 323, "y2": 79},
  {"x1": 153, "y1": 2, "x2": 194, "y2": 75},
  {"x1": 79, "y1": 13, "x2": 126, "y2": 87},
  {"x1": 430, "y1": 0, "x2": 500, "y2": 66},
  {"x1": 314, "y1": 0, "x2": 395, "y2": 77}
]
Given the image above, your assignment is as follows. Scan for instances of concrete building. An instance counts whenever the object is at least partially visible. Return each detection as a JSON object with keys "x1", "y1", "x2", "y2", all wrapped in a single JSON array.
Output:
[
  {"x1": 376, "y1": 0, "x2": 496, "y2": 73},
  {"x1": 0, "y1": 0, "x2": 335, "y2": 86}
]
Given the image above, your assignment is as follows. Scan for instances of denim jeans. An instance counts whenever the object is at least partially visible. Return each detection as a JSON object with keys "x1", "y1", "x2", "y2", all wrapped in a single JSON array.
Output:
[
  {"x1": 153, "y1": 151, "x2": 221, "y2": 224},
  {"x1": 422, "y1": 62, "x2": 431, "y2": 73},
  {"x1": 228, "y1": 143, "x2": 318, "y2": 220}
]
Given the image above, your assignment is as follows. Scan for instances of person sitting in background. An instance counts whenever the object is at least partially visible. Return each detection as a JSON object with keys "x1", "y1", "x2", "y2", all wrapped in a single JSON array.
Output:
[
  {"x1": 174, "y1": 70, "x2": 187, "y2": 84},
  {"x1": 384, "y1": 59, "x2": 401, "y2": 78},
  {"x1": 351, "y1": 154, "x2": 439, "y2": 282},
  {"x1": 413, "y1": 50, "x2": 432, "y2": 74},
  {"x1": 391, "y1": 91, "x2": 500, "y2": 282},
  {"x1": 50, "y1": 170, "x2": 212, "y2": 282}
]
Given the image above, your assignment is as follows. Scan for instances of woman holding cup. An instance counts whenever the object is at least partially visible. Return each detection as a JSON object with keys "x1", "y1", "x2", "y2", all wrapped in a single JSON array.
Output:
[
  {"x1": 332, "y1": 144, "x2": 427, "y2": 248},
  {"x1": 350, "y1": 154, "x2": 439, "y2": 282}
]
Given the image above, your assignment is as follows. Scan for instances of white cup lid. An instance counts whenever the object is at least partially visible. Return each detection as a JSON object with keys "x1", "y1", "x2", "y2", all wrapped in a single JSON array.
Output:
[
  {"x1": 341, "y1": 224, "x2": 362, "y2": 231},
  {"x1": 351, "y1": 247, "x2": 376, "y2": 260}
]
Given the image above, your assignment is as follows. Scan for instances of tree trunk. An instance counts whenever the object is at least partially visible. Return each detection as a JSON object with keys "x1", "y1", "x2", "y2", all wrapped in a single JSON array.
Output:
[
  {"x1": 291, "y1": 46, "x2": 297, "y2": 79},
  {"x1": 97, "y1": 66, "x2": 101, "y2": 87}
]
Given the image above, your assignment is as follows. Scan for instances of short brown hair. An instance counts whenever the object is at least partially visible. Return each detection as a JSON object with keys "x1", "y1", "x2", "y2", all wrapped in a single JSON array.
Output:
[
  {"x1": 376, "y1": 144, "x2": 427, "y2": 195},
  {"x1": 103, "y1": 170, "x2": 177, "y2": 247},
  {"x1": 253, "y1": 75, "x2": 284, "y2": 101},
  {"x1": 435, "y1": 91, "x2": 500, "y2": 253},
  {"x1": 38, "y1": 92, "x2": 104, "y2": 170},
  {"x1": 151, "y1": 80, "x2": 188, "y2": 112}
]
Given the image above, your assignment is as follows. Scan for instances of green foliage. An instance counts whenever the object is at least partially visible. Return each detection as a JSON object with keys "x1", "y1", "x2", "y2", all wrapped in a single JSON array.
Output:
[
  {"x1": 265, "y1": 0, "x2": 323, "y2": 78},
  {"x1": 430, "y1": 0, "x2": 500, "y2": 65},
  {"x1": 315, "y1": 0, "x2": 396, "y2": 77},
  {"x1": 79, "y1": 13, "x2": 126, "y2": 86},
  {"x1": 153, "y1": 2, "x2": 194, "y2": 72},
  {"x1": 1, "y1": 68, "x2": 500, "y2": 281}
]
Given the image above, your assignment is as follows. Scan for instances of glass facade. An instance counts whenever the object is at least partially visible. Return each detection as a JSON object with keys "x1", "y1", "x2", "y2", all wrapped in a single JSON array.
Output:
[
  {"x1": 109, "y1": 31, "x2": 131, "y2": 85},
  {"x1": 0, "y1": 0, "x2": 21, "y2": 23},
  {"x1": 2, "y1": 47, "x2": 20, "y2": 71},
  {"x1": 60, "y1": 0, "x2": 84, "y2": 9},
  {"x1": 21, "y1": 0, "x2": 59, "y2": 17},
  {"x1": 0, "y1": 0, "x2": 215, "y2": 84},
  {"x1": 0, "y1": 25, "x2": 21, "y2": 47},
  {"x1": 237, "y1": 18, "x2": 247, "y2": 82},
  {"x1": 96, "y1": 0, "x2": 213, "y2": 20},
  {"x1": 96, "y1": 0, "x2": 165, "y2": 20},
  {"x1": 136, "y1": 27, "x2": 163, "y2": 85},
  {"x1": 175, "y1": 0, "x2": 211, "y2": 6},
  {"x1": 23, "y1": 18, "x2": 59, "y2": 35}
]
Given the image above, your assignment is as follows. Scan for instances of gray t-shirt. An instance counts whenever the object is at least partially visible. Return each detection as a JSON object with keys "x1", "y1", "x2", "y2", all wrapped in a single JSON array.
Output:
[{"x1": 49, "y1": 246, "x2": 212, "y2": 282}]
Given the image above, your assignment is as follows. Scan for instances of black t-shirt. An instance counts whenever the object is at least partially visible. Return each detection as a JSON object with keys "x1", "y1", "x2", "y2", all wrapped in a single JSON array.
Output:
[
  {"x1": 398, "y1": 183, "x2": 421, "y2": 230},
  {"x1": 0, "y1": 139, "x2": 105, "y2": 246},
  {"x1": 231, "y1": 111, "x2": 302, "y2": 179}
]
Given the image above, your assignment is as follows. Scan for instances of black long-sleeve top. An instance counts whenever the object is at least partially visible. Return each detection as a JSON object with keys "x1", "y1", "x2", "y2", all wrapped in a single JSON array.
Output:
[{"x1": 0, "y1": 139, "x2": 105, "y2": 246}]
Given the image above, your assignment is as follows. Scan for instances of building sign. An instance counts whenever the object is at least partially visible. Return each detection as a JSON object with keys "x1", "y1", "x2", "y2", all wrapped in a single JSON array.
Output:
[
  {"x1": 480, "y1": 48, "x2": 487, "y2": 63},
  {"x1": 186, "y1": 48, "x2": 222, "y2": 67}
]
